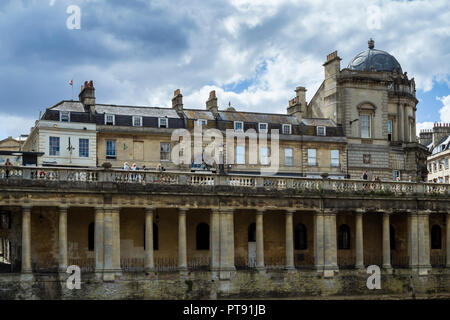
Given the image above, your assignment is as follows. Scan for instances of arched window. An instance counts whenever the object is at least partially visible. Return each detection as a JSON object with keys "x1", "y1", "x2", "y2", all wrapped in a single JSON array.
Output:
[
  {"x1": 338, "y1": 224, "x2": 350, "y2": 250},
  {"x1": 294, "y1": 224, "x2": 307, "y2": 250},
  {"x1": 248, "y1": 223, "x2": 256, "y2": 242},
  {"x1": 390, "y1": 225, "x2": 396, "y2": 250},
  {"x1": 196, "y1": 223, "x2": 209, "y2": 250},
  {"x1": 143, "y1": 223, "x2": 159, "y2": 250},
  {"x1": 88, "y1": 222, "x2": 95, "y2": 251},
  {"x1": 431, "y1": 225, "x2": 442, "y2": 249}
]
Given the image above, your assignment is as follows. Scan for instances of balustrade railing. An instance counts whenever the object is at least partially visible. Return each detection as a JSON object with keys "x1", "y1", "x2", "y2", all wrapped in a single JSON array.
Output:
[
  {"x1": 68, "y1": 258, "x2": 95, "y2": 272},
  {"x1": 1, "y1": 165, "x2": 450, "y2": 196},
  {"x1": 430, "y1": 254, "x2": 446, "y2": 267}
]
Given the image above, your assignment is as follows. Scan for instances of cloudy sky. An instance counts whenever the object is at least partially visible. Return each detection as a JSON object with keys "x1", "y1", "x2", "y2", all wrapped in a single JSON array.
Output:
[{"x1": 0, "y1": 0, "x2": 449, "y2": 139}]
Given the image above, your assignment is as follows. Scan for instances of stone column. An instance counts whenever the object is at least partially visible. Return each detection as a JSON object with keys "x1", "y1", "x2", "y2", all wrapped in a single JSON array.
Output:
[
  {"x1": 111, "y1": 208, "x2": 121, "y2": 274},
  {"x1": 314, "y1": 210, "x2": 325, "y2": 272},
  {"x1": 404, "y1": 104, "x2": 409, "y2": 142},
  {"x1": 417, "y1": 210, "x2": 431, "y2": 275},
  {"x1": 285, "y1": 210, "x2": 295, "y2": 270},
  {"x1": 446, "y1": 213, "x2": 450, "y2": 268},
  {"x1": 408, "y1": 212, "x2": 419, "y2": 270},
  {"x1": 219, "y1": 209, "x2": 235, "y2": 274},
  {"x1": 210, "y1": 209, "x2": 220, "y2": 272},
  {"x1": 398, "y1": 103, "x2": 404, "y2": 142},
  {"x1": 144, "y1": 208, "x2": 155, "y2": 273},
  {"x1": 103, "y1": 208, "x2": 114, "y2": 281},
  {"x1": 21, "y1": 206, "x2": 32, "y2": 274},
  {"x1": 382, "y1": 212, "x2": 392, "y2": 271},
  {"x1": 178, "y1": 208, "x2": 188, "y2": 272},
  {"x1": 94, "y1": 207, "x2": 104, "y2": 274},
  {"x1": 58, "y1": 206, "x2": 68, "y2": 272},
  {"x1": 255, "y1": 210, "x2": 265, "y2": 271},
  {"x1": 355, "y1": 210, "x2": 364, "y2": 269},
  {"x1": 323, "y1": 210, "x2": 338, "y2": 276}
]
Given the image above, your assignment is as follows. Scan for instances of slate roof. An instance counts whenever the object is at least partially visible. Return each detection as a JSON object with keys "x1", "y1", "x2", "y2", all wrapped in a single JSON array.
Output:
[
  {"x1": 216, "y1": 110, "x2": 300, "y2": 125},
  {"x1": 95, "y1": 104, "x2": 181, "y2": 118},
  {"x1": 432, "y1": 135, "x2": 450, "y2": 155}
]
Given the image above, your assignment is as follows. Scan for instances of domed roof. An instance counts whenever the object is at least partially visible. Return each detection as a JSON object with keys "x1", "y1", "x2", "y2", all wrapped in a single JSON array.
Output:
[{"x1": 347, "y1": 39, "x2": 402, "y2": 73}]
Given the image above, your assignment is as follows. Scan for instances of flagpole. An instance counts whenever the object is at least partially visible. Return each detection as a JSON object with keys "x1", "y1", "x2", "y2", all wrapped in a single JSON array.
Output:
[{"x1": 72, "y1": 78, "x2": 74, "y2": 101}]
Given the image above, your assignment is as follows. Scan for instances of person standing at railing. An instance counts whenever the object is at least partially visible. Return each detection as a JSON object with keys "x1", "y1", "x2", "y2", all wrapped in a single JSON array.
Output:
[
  {"x1": 362, "y1": 170, "x2": 368, "y2": 180},
  {"x1": 123, "y1": 162, "x2": 130, "y2": 170},
  {"x1": 4, "y1": 158, "x2": 13, "y2": 179}
]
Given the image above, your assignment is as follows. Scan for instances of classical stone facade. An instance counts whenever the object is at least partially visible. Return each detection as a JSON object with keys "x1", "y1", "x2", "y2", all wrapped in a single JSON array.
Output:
[
  {"x1": 1, "y1": 41, "x2": 445, "y2": 300},
  {"x1": 0, "y1": 168, "x2": 449, "y2": 299},
  {"x1": 307, "y1": 40, "x2": 429, "y2": 181}
]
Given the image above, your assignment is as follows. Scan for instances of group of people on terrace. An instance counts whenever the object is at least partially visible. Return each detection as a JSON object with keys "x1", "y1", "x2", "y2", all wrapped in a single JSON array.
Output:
[{"x1": 123, "y1": 162, "x2": 166, "y2": 172}]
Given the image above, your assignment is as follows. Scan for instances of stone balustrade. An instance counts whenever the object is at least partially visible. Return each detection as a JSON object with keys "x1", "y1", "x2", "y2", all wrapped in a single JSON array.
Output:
[{"x1": 0, "y1": 166, "x2": 449, "y2": 196}]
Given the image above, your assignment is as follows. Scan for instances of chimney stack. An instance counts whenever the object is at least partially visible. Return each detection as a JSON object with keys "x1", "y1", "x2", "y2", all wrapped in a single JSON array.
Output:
[
  {"x1": 323, "y1": 50, "x2": 341, "y2": 78},
  {"x1": 419, "y1": 129, "x2": 432, "y2": 147},
  {"x1": 287, "y1": 86, "x2": 306, "y2": 122},
  {"x1": 206, "y1": 90, "x2": 218, "y2": 116},
  {"x1": 172, "y1": 89, "x2": 183, "y2": 113},
  {"x1": 432, "y1": 123, "x2": 450, "y2": 148},
  {"x1": 79, "y1": 80, "x2": 96, "y2": 115}
]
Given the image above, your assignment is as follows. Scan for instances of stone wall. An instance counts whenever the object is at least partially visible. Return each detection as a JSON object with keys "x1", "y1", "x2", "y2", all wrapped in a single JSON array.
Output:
[{"x1": 0, "y1": 270, "x2": 449, "y2": 300}]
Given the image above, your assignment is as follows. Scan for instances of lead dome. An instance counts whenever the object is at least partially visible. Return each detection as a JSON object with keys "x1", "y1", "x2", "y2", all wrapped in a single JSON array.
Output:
[{"x1": 347, "y1": 39, "x2": 402, "y2": 73}]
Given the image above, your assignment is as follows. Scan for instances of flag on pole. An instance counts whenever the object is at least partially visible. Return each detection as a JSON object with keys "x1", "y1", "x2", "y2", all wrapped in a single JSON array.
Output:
[{"x1": 69, "y1": 79, "x2": 73, "y2": 86}]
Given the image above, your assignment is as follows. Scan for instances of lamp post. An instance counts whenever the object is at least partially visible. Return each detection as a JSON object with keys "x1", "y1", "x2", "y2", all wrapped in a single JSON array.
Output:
[{"x1": 346, "y1": 119, "x2": 359, "y2": 179}]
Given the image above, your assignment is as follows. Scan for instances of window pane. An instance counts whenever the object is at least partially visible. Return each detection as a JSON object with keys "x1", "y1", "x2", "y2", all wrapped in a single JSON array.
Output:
[
  {"x1": 317, "y1": 126, "x2": 325, "y2": 136},
  {"x1": 260, "y1": 147, "x2": 269, "y2": 165},
  {"x1": 133, "y1": 116, "x2": 142, "y2": 126},
  {"x1": 79, "y1": 139, "x2": 89, "y2": 158},
  {"x1": 283, "y1": 124, "x2": 291, "y2": 135},
  {"x1": 234, "y1": 122, "x2": 243, "y2": 131},
  {"x1": 160, "y1": 143, "x2": 170, "y2": 161},
  {"x1": 285, "y1": 148, "x2": 293, "y2": 166},
  {"x1": 106, "y1": 114, "x2": 114, "y2": 125},
  {"x1": 331, "y1": 150, "x2": 339, "y2": 167},
  {"x1": 236, "y1": 145, "x2": 245, "y2": 164},
  {"x1": 259, "y1": 123, "x2": 267, "y2": 132},
  {"x1": 361, "y1": 115, "x2": 371, "y2": 138},
  {"x1": 61, "y1": 112, "x2": 69, "y2": 122},
  {"x1": 49, "y1": 137, "x2": 60, "y2": 156},
  {"x1": 106, "y1": 140, "x2": 116, "y2": 157},
  {"x1": 308, "y1": 149, "x2": 316, "y2": 166}
]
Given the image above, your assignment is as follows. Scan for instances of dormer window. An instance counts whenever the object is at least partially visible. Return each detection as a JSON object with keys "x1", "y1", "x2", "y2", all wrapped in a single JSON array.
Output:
[
  {"x1": 316, "y1": 126, "x2": 326, "y2": 136},
  {"x1": 234, "y1": 121, "x2": 243, "y2": 132},
  {"x1": 159, "y1": 117, "x2": 168, "y2": 128},
  {"x1": 258, "y1": 123, "x2": 268, "y2": 133},
  {"x1": 197, "y1": 119, "x2": 208, "y2": 126},
  {"x1": 132, "y1": 116, "x2": 142, "y2": 127},
  {"x1": 282, "y1": 124, "x2": 292, "y2": 135},
  {"x1": 60, "y1": 111, "x2": 70, "y2": 122},
  {"x1": 105, "y1": 114, "x2": 115, "y2": 125}
]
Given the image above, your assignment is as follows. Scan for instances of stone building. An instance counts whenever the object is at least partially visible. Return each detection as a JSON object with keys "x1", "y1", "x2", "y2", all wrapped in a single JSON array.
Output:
[
  {"x1": 0, "y1": 136, "x2": 27, "y2": 152},
  {"x1": 307, "y1": 39, "x2": 429, "y2": 181},
  {"x1": 28, "y1": 81, "x2": 348, "y2": 178},
  {"x1": 420, "y1": 123, "x2": 450, "y2": 182},
  {"x1": 0, "y1": 41, "x2": 447, "y2": 300}
]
